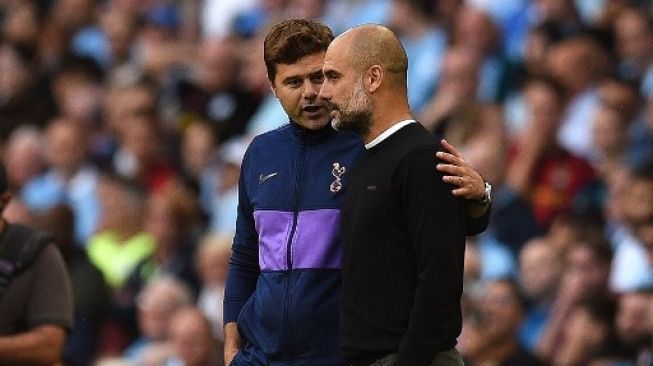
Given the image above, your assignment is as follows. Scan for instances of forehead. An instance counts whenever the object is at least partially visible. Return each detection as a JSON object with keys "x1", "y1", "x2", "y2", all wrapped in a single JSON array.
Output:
[
  {"x1": 323, "y1": 39, "x2": 349, "y2": 71},
  {"x1": 274, "y1": 52, "x2": 325, "y2": 80}
]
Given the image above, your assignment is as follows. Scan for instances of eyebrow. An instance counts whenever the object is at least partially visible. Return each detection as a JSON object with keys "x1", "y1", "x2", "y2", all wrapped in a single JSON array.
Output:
[
  {"x1": 323, "y1": 69, "x2": 341, "y2": 78},
  {"x1": 282, "y1": 75, "x2": 301, "y2": 84},
  {"x1": 282, "y1": 67, "x2": 324, "y2": 84}
]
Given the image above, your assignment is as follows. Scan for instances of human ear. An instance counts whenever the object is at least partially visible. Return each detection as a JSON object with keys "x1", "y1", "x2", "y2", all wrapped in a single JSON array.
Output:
[{"x1": 368, "y1": 65, "x2": 383, "y2": 93}]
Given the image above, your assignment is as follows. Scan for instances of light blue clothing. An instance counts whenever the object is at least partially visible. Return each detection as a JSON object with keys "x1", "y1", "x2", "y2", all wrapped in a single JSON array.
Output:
[
  {"x1": 641, "y1": 65, "x2": 653, "y2": 99},
  {"x1": 199, "y1": 166, "x2": 220, "y2": 216},
  {"x1": 557, "y1": 88, "x2": 600, "y2": 161},
  {"x1": 467, "y1": 0, "x2": 527, "y2": 27},
  {"x1": 501, "y1": 3, "x2": 533, "y2": 62},
  {"x1": 503, "y1": 91, "x2": 528, "y2": 138},
  {"x1": 609, "y1": 226, "x2": 653, "y2": 292},
  {"x1": 477, "y1": 235, "x2": 517, "y2": 280},
  {"x1": 477, "y1": 54, "x2": 507, "y2": 103},
  {"x1": 339, "y1": 0, "x2": 390, "y2": 33},
  {"x1": 246, "y1": 93, "x2": 288, "y2": 136},
  {"x1": 123, "y1": 337, "x2": 153, "y2": 362},
  {"x1": 519, "y1": 302, "x2": 552, "y2": 352},
  {"x1": 574, "y1": 0, "x2": 607, "y2": 25},
  {"x1": 402, "y1": 28, "x2": 448, "y2": 113},
  {"x1": 163, "y1": 357, "x2": 183, "y2": 366},
  {"x1": 21, "y1": 166, "x2": 101, "y2": 245},
  {"x1": 72, "y1": 27, "x2": 110, "y2": 68},
  {"x1": 209, "y1": 187, "x2": 238, "y2": 236}
]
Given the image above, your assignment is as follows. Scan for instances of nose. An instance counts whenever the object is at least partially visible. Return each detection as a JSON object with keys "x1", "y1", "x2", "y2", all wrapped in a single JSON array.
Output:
[
  {"x1": 302, "y1": 80, "x2": 318, "y2": 100},
  {"x1": 318, "y1": 81, "x2": 331, "y2": 101}
]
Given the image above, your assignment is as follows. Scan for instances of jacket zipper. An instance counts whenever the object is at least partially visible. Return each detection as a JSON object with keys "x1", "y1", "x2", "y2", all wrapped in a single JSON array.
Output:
[
  {"x1": 282, "y1": 135, "x2": 307, "y2": 359},
  {"x1": 287, "y1": 137, "x2": 306, "y2": 268}
]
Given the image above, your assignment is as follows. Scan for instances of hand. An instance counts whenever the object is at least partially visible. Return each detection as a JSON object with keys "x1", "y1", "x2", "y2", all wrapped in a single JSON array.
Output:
[
  {"x1": 436, "y1": 139, "x2": 485, "y2": 200},
  {"x1": 224, "y1": 346, "x2": 239, "y2": 366},
  {"x1": 224, "y1": 322, "x2": 242, "y2": 365}
]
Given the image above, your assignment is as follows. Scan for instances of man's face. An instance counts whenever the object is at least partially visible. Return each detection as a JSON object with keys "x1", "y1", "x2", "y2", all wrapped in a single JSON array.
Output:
[
  {"x1": 271, "y1": 52, "x2": 330, "y2": 130},
  {"x1": 320, "y1": 43, "x2": 372, "y2": 135},
  {"x1": 479, "y1": 281, "x2": 523, "y2": 341},
  {"x1": 519, "y1": 241, "x2": 561, "y2": 300},
  {"x1": 616, "y1": 292, "x2": 652, "y2": 347}
]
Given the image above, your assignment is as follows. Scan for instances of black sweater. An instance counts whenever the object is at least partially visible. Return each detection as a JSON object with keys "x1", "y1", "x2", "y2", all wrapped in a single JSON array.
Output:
[{"x1": 340, "y1": 123, "x2": 466, "y2": 366}]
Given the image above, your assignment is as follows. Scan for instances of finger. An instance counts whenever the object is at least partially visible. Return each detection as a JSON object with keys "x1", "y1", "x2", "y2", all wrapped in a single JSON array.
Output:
[
  {"x1": 442, "y1": 175, "x2": 464, "y2": 186},
  {"x1": 440, "y1": 139, "x2": 464, "y2": 158},
  {"x1": 438, "y1": 163, "x2": 466, "y2": 176},
  {"x1": 451, "y1": 187, "x2": 467, "y2": 197},
  {"x1": 435, "y1": 151, "x2": 464, "y2": 166}
]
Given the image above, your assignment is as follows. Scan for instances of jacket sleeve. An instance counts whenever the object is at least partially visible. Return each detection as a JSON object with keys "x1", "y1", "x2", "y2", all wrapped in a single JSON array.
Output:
[
  {"x1": 223, "y1": 147, "x2": 261, "y2": 324},
  {"x1": 464, "y1": 202, "x2": 491, "y2": 236},
  {"x1": 396, "y1": 147, "x2": 466, "y2": 366}
]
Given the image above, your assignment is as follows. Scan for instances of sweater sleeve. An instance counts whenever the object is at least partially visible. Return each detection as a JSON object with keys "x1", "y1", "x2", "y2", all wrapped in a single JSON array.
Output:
[
  {"x1": 223, "y1": 147, "x2": 261, "y2": 324},
  {"x1": 395, "y1": 146, "x2": 466, "y2": 366},
  {"x1": 464, "y1": 202, "x2": 491, "y2": 236}
]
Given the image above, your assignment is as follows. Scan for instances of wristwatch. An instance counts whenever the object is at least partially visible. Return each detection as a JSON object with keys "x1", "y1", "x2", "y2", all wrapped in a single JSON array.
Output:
[{"x1": 478, "y1": 181, "x2": 492, "y2": 205}]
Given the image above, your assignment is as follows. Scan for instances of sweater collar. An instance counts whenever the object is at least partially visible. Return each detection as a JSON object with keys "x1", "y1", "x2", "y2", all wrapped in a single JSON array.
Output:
[{"x1": 365, "y1": 120, "x2": 416, "y2": 149}]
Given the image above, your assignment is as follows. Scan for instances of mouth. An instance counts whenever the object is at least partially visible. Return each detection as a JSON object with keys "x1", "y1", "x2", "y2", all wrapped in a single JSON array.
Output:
[
  {"x1": 302, "y1": 105, "x2": 329, "y2": 119},
  {"x1": 303, "y1": 105, "x2": 325, "y2": 113}
]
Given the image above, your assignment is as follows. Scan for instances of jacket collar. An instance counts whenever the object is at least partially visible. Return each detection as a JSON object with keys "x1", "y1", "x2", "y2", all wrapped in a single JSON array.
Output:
[{"x1": 287, "y1": 119, "x2": 339, "y2": 145}]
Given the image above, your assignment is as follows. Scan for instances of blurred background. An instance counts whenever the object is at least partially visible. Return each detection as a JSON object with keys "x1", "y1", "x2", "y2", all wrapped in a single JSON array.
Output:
[{"x1": 0, "y1": 0, "x2": 652, "y2": 365}]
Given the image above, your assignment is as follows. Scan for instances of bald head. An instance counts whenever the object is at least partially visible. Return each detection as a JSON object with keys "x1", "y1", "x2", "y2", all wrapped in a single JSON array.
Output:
[
  {"x1": 320, "y1": 24, "x2": 412, "y2": 140},
  {"x1": 332, "y1": 24, "x2": 408, "y2": 85}
]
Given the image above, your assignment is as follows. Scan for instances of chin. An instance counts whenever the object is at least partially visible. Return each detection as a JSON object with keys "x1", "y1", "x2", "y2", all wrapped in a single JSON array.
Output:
[{"x1": 299, "y1": 118, "x2": 330, "y2": 131}]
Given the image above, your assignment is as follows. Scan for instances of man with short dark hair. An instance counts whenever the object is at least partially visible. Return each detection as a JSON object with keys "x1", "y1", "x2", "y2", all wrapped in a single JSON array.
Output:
[
  {"x1": 224, "y1": 19, "x2": 490, "y2": 366},
  {"x1": 0, "y1": 162, "x2": 74, "y2": 365}
]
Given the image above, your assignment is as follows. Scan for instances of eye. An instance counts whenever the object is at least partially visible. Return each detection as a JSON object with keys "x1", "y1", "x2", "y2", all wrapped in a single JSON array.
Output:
[
  {"x1": 285, "y1": 78, "x2": 302, "y2": 88},
  {"x1": 311, "y1": 73, "x2": 324, "y2": 84},
  {"x1": 325, "y1": 71, "x2": 340, "y2": 82}
]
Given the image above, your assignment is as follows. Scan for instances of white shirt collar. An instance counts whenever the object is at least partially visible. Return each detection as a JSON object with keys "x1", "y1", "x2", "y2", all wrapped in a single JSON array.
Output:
[{"x1": 364, "y1": 120, "x2": 416, "y2": 149}]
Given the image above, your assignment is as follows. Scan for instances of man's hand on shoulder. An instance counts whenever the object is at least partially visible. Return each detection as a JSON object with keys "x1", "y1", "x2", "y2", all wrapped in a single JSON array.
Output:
[{"x1": 435, "y1": 139, "x2": 490, "y2": 218}]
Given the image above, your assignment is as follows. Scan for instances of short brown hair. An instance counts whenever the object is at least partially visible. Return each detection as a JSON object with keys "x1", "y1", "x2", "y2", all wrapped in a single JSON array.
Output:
[{"x1": 264, "y1": 19, "x2": 334, "y2": 83}]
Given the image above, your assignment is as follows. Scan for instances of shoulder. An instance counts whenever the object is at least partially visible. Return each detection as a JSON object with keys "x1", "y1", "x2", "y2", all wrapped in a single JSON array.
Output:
[
  {"x1": 32, "y1": 244, "x2": 64, "y2": 267},
  {"x1": 243, "y1": 124, "x2": 292, "y2": 158},
  {"x1": 250, "y1": 123, "x2": 292, "y2": 144},
  {"x1": 396, "y1": 124, "x2": 441, "y2": 166},
  {"x1": 2, "y1": 224, "x2": 54, "y2": 260}
]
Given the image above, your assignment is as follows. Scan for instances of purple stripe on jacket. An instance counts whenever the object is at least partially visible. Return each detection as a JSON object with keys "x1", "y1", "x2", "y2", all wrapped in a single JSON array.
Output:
[{"x1": 254, "y1": 209, "x2": 342, "y2": 271}]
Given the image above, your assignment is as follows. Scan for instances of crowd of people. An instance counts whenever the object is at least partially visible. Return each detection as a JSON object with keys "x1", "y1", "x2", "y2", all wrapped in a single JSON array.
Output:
[{"x1": 0, "y1": 0, "x2": 652, "y2": 365}]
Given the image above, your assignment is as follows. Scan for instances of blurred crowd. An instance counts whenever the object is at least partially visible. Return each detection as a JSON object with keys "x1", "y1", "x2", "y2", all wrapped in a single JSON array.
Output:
[{"x1": 0, "y1": 0, "x2": 652, "y2": 365}]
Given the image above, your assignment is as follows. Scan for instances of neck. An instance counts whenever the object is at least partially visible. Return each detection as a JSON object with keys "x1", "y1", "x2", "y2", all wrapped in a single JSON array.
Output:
[{"x1": 363, "y1": 104, "x2": 412, "y2": 144}]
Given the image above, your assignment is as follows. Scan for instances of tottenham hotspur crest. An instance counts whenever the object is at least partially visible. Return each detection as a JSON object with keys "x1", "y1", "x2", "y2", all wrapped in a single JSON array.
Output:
[{"x1": 330, "y1": 162, "x2": 346, "y2": 193}]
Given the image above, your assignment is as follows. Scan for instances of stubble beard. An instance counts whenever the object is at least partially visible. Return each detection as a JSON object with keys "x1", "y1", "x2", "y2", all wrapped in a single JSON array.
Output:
[{"x1": 330, "y1": 77, "x2": 373, "y2": 137}]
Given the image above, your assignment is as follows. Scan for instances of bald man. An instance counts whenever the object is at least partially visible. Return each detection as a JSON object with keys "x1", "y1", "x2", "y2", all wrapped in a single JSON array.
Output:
[
  {"x1": 319, "y1": 25, "x2": 467, "y2": 366},
  {"x1": 224, "y1": 19, "x2": 489, "y2": 366}
]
